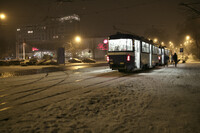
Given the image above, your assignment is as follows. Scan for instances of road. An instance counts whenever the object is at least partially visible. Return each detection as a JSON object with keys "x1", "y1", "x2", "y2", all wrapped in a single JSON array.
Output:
[{"x1": 0, "y1": 63, "x2": 200, "y2": 133}]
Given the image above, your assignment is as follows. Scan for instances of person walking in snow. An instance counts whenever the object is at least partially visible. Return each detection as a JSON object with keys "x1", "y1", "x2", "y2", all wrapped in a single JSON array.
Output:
[{"x1": 173, "y1": 53, "x2": 178, "y2": 67}]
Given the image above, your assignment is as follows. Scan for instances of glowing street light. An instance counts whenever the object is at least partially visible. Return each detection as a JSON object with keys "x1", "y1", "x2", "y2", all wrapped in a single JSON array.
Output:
[
  {"x1": 186, "y1": 35, "x2": 190, "y2": 40},
  {"x1": 169, "y1": 41, "x2": 173, "y2": 46},
  {"x1": 75, "y1": 36, "x2": 81, "y2": 43},
  {"x1": 0, "y1": 13, "x2": 6, "y2": 20},
  {"x1": 153, "y1": 38, "x2": 158, "y2": 43}
]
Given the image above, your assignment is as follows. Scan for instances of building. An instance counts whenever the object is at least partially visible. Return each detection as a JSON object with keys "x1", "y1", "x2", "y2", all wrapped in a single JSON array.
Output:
[{"x1": 16, "y1": 14, "x2": 107, "y2": 60}]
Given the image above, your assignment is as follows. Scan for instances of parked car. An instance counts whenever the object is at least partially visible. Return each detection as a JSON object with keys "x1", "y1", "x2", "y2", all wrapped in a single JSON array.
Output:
[
  {"x1": 42, "y1": 60, "x2": 57, "y2": 65},
  {"x1": 82, "y1": 58, "x2": 96, "y2": 63},
  {"x1": 68, "y1": 58, "x2": 82, "y2": 63},
  {"x1": 26, "y1": 58, "x2": 38, "y2": 65},
  {"x1": 20, "y1": 59, "x2": 29, "y2": 66}
]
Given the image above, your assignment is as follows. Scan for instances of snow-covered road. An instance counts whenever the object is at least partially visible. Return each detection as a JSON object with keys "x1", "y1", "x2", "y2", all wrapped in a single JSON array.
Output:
[{"x1": 0, "y1": 63, "x2": 199, "y2": 133}]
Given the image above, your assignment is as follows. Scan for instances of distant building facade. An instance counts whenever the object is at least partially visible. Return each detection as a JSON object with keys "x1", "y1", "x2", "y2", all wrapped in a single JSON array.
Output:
[{"x1": 16, "y1": 14, "x2": 107, "y2": 60}]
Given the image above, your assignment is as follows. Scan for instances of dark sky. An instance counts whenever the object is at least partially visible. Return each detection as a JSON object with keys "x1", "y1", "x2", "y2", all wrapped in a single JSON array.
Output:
[{"x1": 0, "y1": 0, "x2": 197, "y2": 43}]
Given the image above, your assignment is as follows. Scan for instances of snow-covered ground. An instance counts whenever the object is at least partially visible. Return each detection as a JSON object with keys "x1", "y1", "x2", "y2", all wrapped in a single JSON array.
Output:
[{"x1": 0, "y1": 63, "x2": 199, "y2": 133}]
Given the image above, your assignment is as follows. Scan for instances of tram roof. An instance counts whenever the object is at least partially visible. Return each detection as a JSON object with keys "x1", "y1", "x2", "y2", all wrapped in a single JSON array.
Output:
[
  {"x1": 109, "y1": 32, "x2": 141, "y2": 40},
  {"x1": 109, "y1": 32, "x2": 153, "y2": 43},
  {"x1": 108, "y1": 32, "x2": 167, "y2": 48}
]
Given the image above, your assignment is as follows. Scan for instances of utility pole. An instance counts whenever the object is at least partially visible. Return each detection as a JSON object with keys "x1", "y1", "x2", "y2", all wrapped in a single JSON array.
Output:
[
  {"x1": 23, "y1": 42, "x2": 26, "y2": 60},
  {"x1": 16, "y1": 42, "x2": 19, "y2": 59}
]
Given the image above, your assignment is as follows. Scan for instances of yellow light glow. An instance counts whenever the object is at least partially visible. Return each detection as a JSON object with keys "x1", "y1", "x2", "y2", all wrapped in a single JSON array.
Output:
[
  {"x1": 186, "y1": 35, "x2": 190, "y2": 40},
  {"x1": 75, "y1": 36, "x2": 81, "y2": 43},
  {"x1": 153, "y1": 38, "x2": 158, "y2": 43},
  {"x1": 0, "y1": 13, "x2": 6, "y2": 20}
]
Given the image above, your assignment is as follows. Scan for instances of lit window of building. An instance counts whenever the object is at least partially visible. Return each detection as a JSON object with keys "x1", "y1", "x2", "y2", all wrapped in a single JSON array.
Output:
[
  {"x1": 53, "y1": 35, "x2": 59, "y2": 39},
  {"x1": 28, "y1": 31, "x2": 33, "y2": 34}
]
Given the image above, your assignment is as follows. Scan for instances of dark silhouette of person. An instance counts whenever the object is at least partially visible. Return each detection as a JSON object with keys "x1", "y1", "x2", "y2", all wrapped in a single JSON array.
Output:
[
  {"x1": 164, "y1": 55, "x2": 169, "y2": 67},
  {"x1": 173, "y1": 53, "x2": 178, "y2": 67}
]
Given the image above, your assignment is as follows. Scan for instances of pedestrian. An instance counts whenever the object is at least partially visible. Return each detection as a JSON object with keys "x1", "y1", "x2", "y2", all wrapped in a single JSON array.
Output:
[
  {"x1": 164, "y1": 55, "x2": 169, "y2": 67},
  {"x1": 173, "y1": 53, "x2": 178, "y2": 67}
]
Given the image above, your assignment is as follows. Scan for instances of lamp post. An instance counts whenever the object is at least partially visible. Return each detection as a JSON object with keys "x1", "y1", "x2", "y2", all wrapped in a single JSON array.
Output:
[
  {"x1": 67, "y1": 36, "x2": 82, "y2": 58},
  {"x1": 0, "y1": 13, "x2": 6, "y2": 20},
  {"x1": 75, "y1": 36, "x2": 81, "y2": 43},
  {"x1": 186, "y1": 35, "x2": 190, "y2": 41},
  {"x1": 0, "y1": 13, "x2": 6, "y2": 26},
  {"x1": 22, "y1": 42, "x2": 26, "y2": 60},
  {"x1": 153, "y1": 38, "x2": 158, "y2": 43},
  {"x1": 74, "y1": 35, "x2": 81, "y2": 58}
]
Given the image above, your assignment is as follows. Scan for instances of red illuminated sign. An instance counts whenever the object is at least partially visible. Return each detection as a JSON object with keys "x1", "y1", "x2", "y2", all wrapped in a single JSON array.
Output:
[
  {"x1": 32, "y1": 47, "x2": 39, "y2": 51},
  {"x1": 97, "y1": 43, "x2": 108, "y2": 50}
]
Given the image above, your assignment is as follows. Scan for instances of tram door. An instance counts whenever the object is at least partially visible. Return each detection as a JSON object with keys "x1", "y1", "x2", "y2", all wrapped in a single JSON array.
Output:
[
  {"x1": 134, "y1": 40, "x2": 141, "y2": 69},
  {"x1": 149, "y1": 44, "x2": 152, "y2": 68},
  {"x1": 162, "y1": 48, "x2": 164, "y2": 65}
]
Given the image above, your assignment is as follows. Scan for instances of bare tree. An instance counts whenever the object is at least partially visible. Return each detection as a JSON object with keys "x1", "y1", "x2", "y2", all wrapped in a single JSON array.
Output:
[{"x1": 179, "y1": 1, "x2": 200, "y2": 59}]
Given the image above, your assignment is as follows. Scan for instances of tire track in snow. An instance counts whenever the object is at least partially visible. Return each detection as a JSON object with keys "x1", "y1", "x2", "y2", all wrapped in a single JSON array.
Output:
[
  {"x1": 12, "y1": 73, "x2": 49, "y2": 87},
  {"x1": 0, "y1": 73, "x2": 131, "y2": 121}
]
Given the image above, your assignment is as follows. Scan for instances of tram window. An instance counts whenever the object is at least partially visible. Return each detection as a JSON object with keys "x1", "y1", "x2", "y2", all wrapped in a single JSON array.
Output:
[
  {"x1": 154, "y1": 47, "x2": 158, "y2": 54},
  {"x1": 153, "y1": 46, "x2": 157, "y2": 54},
  {"x1": 142, "y1": 42, "x2": 149, "y2": 53},
  {"x1": 142, "y1": 42, "x2": 145, "y2": 52},
  {"x1": 108, "y1": 39, "x2": 133, "y2": 51}
]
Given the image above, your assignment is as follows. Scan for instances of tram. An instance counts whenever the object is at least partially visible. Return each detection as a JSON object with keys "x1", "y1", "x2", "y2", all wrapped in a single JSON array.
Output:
[{"x1": 107, "y1": 33, "x2": 170, "y2": 72}]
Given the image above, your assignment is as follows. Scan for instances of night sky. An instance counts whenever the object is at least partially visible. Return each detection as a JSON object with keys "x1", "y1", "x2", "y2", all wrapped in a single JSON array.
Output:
[{"x1": 0, "y1": 0, "x2": 198, "y2": 56}]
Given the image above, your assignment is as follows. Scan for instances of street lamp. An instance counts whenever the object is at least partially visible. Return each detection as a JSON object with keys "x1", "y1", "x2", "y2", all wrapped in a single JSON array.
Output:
[
  {"x1": 186, "y1": 35, "x2": 190, "y2": 40},
  {"x1": 0, "y1": 13, "x2": 6, "y2": 26},
  {"x1": 153, "y1": 38, "x2": 158, "y2": 43},
  {"x1": 75, "y1": 36, "x2": 81, "y2": 43},
  {"x1": 0, "y1": 13, "x2": 6, "y2": 20}
]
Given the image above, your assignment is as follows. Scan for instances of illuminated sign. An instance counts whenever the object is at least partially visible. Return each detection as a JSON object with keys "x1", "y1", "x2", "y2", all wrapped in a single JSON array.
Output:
[
  {"x1": 32, "y1": 47, "x2": 39, "y2": 51},
  {"x1": 97, "y1": 39, "x2": 109, "y2": 50},
  {"x1": 103, "y1": 39, "x2": 108, "y2": 44},
  {"x1": 97, "y1": 43, "x2": 108, "y2": 50}
]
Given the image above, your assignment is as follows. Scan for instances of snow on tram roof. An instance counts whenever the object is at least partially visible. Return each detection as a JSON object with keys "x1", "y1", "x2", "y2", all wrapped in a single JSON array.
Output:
[{"x1": 109, "y1": 32, "x2": 155, "y2": 45}]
